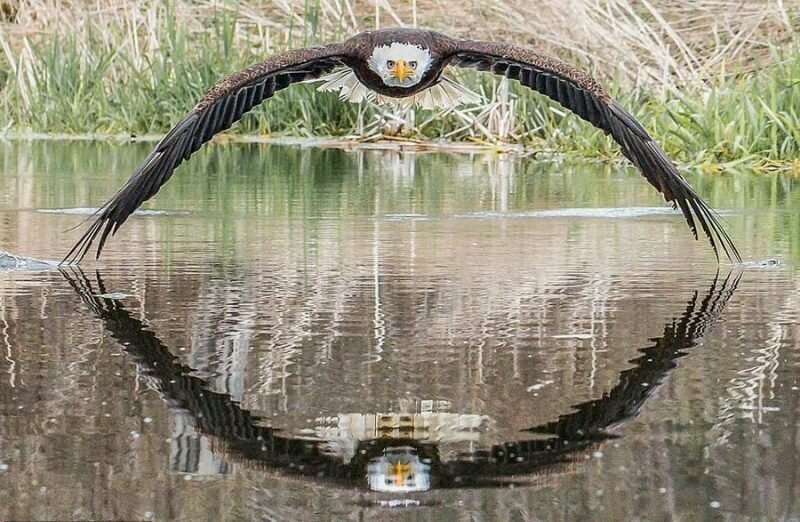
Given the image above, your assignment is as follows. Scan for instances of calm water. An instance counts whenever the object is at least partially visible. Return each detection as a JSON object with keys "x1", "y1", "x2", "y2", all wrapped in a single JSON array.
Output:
[{"x1": 0, "y1": 140, "x2": 798, "y2": 520}]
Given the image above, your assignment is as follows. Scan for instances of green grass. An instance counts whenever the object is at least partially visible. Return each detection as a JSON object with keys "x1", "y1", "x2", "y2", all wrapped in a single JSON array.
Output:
[{"x1": 1, "y1": 2, "x2": 798, "y2": 171}]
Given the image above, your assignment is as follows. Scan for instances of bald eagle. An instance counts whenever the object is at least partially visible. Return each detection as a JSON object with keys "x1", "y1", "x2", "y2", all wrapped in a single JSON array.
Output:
[{"x1": 62, "y1": 28, "x2": 740, "y2": 264}]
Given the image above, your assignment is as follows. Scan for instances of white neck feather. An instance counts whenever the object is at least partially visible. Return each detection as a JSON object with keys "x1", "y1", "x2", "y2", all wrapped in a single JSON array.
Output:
[{"x1": 312, "y1": 69, "x2": 483, "y2": 110}]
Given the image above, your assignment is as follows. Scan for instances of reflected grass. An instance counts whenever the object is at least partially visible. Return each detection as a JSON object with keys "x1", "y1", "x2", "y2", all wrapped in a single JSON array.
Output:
[{"x1": 3, "y1": 140, "x2": 799, "y2": 260}]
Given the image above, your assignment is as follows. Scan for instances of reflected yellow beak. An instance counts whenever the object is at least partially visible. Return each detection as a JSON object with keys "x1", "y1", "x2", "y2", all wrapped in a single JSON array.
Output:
[
  {"x1": 391, "y1": 60, "x2": 411, "y2": 81},
  {"x1": 391, "y1": 460, "x2": 412, "y2": 486}
]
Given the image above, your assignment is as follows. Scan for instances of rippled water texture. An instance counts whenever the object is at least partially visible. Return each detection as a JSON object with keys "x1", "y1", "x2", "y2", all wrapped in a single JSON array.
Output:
[{"x1": 1, "y1": 141, "x2": 799, "y2": 520}]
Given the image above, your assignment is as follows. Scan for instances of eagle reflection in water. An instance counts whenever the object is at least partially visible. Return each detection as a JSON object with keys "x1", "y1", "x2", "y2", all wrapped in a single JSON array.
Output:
[{"x1": 62, "y1": 269, "x2": 738, "y2": 494}]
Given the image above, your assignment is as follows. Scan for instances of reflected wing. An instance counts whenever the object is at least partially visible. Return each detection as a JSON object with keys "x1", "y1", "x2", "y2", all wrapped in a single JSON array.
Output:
[
  {"x1": 526, "y1": 270, "x2": 739, "y2": 440},
  {"x1": 447, "y1": 41, "x2": 740, "y2": 262},
  {"x1": 63, "y1": 44, "x2": 349, "y2": 264},
  {"x1": 61, "y1": 267, "x2": 356, "y2": 481},
  {"x1": 444, "y1": 271, "x2": 740, "y2": 486}
]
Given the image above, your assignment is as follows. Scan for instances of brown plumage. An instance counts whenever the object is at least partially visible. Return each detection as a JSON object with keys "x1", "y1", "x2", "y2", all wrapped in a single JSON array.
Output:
[{"x1": 62, "y1": 28, "x2": 740, "y2": 264}]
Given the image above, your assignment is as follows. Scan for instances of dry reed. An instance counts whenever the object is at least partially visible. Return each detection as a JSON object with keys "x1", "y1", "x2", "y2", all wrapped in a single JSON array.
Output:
[{"x1": 0, "y1": 0, "x2": 798, "y2": 167}]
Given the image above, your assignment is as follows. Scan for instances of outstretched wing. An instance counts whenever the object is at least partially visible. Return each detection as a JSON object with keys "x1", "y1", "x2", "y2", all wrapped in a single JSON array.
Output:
[
  {"x1": 447, "y1": 41, "x2": 740, "y2": 262},
  {"x1": 63, "y1": 44, "x2": 349, "y2": 264}
]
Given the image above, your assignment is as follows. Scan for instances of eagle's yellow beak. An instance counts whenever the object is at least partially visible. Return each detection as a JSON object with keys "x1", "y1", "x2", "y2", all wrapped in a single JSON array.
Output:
[
  {"x1": 390, "y1": 460, "x2": 412, "y2": 486},
  {"x1": 391, "y1": 60, "x2": 411, "y2": 81}
]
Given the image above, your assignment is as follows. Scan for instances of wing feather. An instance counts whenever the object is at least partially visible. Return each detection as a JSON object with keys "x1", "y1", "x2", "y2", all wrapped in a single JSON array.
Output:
[
  {"x1": 63, "y1": 45, "x2": 347, "y2": 264},
  {"x1": 448, "y1": 41, "x2": 740, "y2": 263}
]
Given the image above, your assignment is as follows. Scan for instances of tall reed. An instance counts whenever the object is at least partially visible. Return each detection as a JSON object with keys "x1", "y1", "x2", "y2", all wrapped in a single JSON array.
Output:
[{"x1": 0, "y1": 0, "x2": 798, "y2": 168}]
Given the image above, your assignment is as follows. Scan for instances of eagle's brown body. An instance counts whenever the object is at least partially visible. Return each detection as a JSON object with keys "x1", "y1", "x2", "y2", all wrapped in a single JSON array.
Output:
[{"x1": 63, "y1": 28, "x2": 740, "y2": 264}]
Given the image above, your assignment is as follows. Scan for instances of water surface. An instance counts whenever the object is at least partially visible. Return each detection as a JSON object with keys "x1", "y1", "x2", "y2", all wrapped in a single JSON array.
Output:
[{"x1": 0, "y1": 141, "x2": 798, "y2": 520}]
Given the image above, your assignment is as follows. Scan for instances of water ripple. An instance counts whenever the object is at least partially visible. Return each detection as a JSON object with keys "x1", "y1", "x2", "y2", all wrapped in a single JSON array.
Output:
[
  {"x1": 455, "y1": 207, "x2": 678, "y2": 219},
  {"x1": 37, "y1": 207, "x2": 189, "y2": 216},
  {"x1": 0, "y1": 251, "x2": 58, "y2": 272}
]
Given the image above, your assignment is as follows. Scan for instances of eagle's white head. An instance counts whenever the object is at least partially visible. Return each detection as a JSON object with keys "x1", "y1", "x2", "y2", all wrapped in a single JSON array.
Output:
[
  {"x1": 314, "y1": 37, "x2": 482, "y2": 110},
  {"x1": 367, "y1": 42, "x2": 432, "y2": 88}
]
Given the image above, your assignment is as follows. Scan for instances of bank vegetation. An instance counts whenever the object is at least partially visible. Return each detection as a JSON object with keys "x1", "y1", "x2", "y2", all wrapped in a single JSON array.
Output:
[{"x1": 1, "y1": 0, "x2": 798, "y2": 170}]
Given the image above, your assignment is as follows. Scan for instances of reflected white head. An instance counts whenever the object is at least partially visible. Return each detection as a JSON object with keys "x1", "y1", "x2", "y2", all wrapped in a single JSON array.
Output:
[{"x1": 367, "y1": 42, "x2": 432, "y2": 88}]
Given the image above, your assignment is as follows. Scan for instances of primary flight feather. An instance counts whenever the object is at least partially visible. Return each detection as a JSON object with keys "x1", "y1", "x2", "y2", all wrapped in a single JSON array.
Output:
[{"x1": 62, "y1": 28, "x2": 740, "y2": 264}]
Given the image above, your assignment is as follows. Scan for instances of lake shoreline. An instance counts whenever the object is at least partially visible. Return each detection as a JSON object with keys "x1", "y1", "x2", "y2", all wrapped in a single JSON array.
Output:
[
  {"x1": 0, "y1": 131, "x2": 530, "y2": 154},
  {"x1": 3, "y1": 131, "x2": 798, "y2": 174}
]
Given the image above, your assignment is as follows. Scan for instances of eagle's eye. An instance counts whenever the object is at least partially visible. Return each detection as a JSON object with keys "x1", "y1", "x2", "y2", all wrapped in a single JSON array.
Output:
[
  {"x1": 386, "y1": 60, "x2": 395, "y2": 68},
  {"x1": 409, "y1": 61, "x2": 417, "y2": 69}
]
